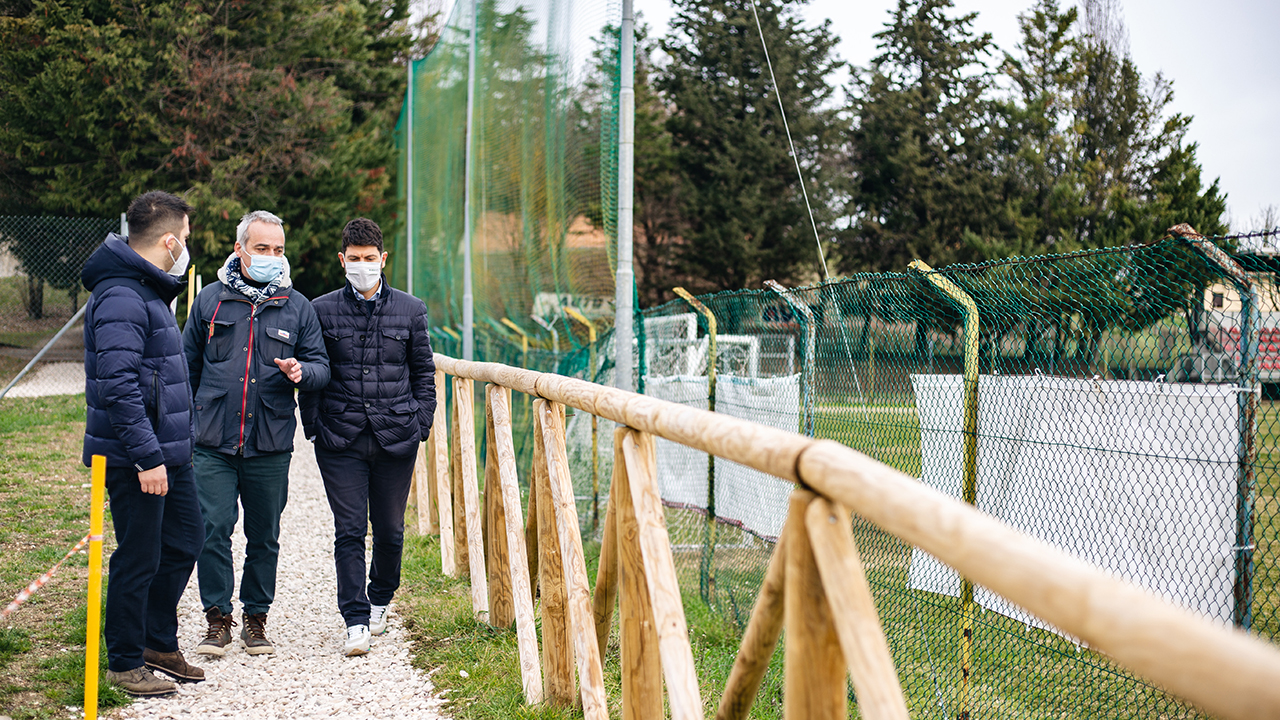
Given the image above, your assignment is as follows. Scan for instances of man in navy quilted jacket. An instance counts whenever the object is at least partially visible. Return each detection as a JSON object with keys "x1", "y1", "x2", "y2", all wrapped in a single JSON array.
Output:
[
  {"x1": 82, "y1": 191, "x2": 205, "y2": 697},
  {"x1": 300, "y1": 218, "x2": 435, "y2": 657}
]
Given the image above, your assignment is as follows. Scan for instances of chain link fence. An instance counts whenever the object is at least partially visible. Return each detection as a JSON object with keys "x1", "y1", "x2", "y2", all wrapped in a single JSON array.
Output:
[
  {"x1": 457, "y1": 228, "x2": 1280, "y2": 719},
  {"x1": 0, "y1": 216, "x2": 119, "y2": 399}
]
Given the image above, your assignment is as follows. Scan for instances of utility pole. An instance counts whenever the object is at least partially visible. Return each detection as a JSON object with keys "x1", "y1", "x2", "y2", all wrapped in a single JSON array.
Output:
[
  {"x1": 406, "y1": 59, "x2": 415, "y2": 297},
  {"x1": 461, "y1": 0, "x2": 478, "y2": 360},
  {"x1": 614, "y1": 0, "x2": 635, "y2": 391}
]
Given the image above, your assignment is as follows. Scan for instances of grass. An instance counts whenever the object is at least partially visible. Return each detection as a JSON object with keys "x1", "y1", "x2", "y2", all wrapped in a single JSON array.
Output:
[
  {"x1": 0, "y1": 394, "x2": 128, "y2": 719},
  {"x1": 399, "y1": 528, "x2": 793, "y2": 720}
]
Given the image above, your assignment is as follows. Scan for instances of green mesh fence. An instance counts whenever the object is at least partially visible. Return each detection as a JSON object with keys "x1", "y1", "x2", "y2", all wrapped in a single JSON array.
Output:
[
  {"x1": 578, "y1": 230, "x2": 1269, "y2": 719},
  {"x1": 394, "y1": 5, "x2": 1280, "y2": 715}
]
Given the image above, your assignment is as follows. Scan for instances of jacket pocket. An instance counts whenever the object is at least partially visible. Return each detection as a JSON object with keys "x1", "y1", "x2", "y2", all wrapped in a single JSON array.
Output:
[
  {"x1": 207, "y1": 318, "x2": 237, "y2": 363},
  {"x1": 194, "y1": 387, "x2": 229, "y2": 448},
  {"x1": 263, "y1": 325, "x2": 297, "y2": 362},
  {"x1": 381, "y1": 328, "x2": 408, "y2": 365},
  {"x1": 255, "y1": 392, "x2": 297, "y2": 454},
  {"x1": 323, "y1": 328, "x2": 356, "y2": 364}
]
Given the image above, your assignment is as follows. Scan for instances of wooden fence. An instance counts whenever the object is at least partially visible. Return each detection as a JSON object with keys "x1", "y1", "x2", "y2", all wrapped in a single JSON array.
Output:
[{"x1": 408, "y1": 354, "x2": 1280, "y2": 720}]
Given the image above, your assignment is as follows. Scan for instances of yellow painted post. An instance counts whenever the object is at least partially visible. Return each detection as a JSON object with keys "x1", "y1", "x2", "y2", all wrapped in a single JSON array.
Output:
[
  {"x1": 186, "y1": 266, "x2": 196, "y2": 319},
  {"x1": 672, "y1": 287, "x2": 719, "y2": 605},
  {"x1": 563, "y1": 306, "x2": 600, "y2": 533},
  {"x1": 84, "y1": 455, "x2": 106, "y2": 720},
  {"x1": 909, "y1": 259, "x2": 979, "y2": 720}
]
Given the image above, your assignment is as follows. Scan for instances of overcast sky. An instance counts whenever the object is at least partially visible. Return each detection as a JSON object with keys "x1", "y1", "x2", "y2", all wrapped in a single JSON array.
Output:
[{"x1": 431, "y1": 0, "x2": 1279, "y2": 231}]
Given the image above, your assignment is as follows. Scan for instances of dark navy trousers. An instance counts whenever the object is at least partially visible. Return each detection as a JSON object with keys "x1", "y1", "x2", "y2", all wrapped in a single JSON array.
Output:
[
  {"x1": 103, "y1": 463, "x2": 204, "y2": 672},
  {"x1": 315, "y1": 429, "x2": 416, "y2": 627}
]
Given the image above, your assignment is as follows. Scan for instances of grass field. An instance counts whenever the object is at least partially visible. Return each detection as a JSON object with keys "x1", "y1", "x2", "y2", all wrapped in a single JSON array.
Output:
[{"x1": 0, "y1": 394, "x2": 127, "y2": 719}]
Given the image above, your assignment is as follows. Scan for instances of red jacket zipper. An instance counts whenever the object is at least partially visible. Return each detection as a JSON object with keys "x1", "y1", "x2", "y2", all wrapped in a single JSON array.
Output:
[{"x1": 235, "y1": 295, "x2": 290, "y2": 454}]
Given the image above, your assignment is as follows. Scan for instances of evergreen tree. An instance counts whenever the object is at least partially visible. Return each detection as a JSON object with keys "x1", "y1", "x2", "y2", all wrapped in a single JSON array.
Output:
[
  {"x1": 841, "y1": 0, "x2": 1017, "y2": 272},
  {"x1": 0, "y1": 0, "x2": 429, "y2": 297},
  {"x1": 658, "y1": 0, "x2": 843, "y2": 294}
]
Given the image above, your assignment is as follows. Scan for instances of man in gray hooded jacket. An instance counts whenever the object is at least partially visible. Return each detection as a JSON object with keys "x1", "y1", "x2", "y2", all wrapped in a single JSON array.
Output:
[{"x1": 182, "y1": 210, "x2": 328, "y2": 657}]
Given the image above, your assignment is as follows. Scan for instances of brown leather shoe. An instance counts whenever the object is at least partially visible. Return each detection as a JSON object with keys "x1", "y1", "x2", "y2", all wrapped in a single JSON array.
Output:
[
  {"x1": 143, "y1": 647, "x2": 205, "y2": 682},
  {"x1": 240, "y1": 612, "x2": 276, "y2": 655},
  {"x1": 196, "y1": 607, "x2": 235, "y2": 657},
  {"x1": 105, "y1": 666, "x2": 177, "y2": 697}
]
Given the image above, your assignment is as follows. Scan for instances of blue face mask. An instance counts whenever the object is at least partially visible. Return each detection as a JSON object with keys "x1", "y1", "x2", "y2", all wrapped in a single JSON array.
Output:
[{"x1": 244, "y1": 253, "x2": 284, "y2": 283}]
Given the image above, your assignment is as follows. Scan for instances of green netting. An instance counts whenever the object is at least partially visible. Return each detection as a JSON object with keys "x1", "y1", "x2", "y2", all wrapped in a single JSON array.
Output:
[
  {"x1": 614, "y1": 231, "x2": 1275, "y2": 719},
  {"x1": 394, "y1": 5, "x2": 1278, "y2": 716},
  {"x1": 394, "y1": 0, "x2": 622, "y2": 366}
]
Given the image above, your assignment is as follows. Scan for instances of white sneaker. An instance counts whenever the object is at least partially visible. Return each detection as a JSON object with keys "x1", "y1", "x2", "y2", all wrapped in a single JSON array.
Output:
[
  {"x1": 369, "y1": 604, "x2": 389, "y2": 636},
  {"x1": 343, "y1": 624, "x2": 370, "y2": 657}
]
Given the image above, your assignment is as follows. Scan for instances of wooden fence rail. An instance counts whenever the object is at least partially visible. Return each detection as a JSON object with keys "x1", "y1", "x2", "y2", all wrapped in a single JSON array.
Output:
[{"x1": 410, "y1": 354, "x2": 1280, "y2": 720}]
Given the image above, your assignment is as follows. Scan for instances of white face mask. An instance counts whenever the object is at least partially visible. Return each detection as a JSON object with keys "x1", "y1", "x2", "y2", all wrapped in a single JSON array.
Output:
[
  {"x1": 345, "y1": 260, "x2": 382, "y2": 293},
  {"x1": 167, "y1": 236, "x2": 190, "y2": 277}
]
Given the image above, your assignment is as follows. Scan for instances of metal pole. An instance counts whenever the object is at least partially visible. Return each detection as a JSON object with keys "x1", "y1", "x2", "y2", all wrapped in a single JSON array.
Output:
[
  {"x1": 0, "y1": 302, "x2": 88, "y2": 400},
  {"x1": 1181, "y1": 225, "x2": 1256, "y2": 629},
  {"x1": 910, "y1": 259, "x2": 979, "y2": 720},
  {"x1": 119, "y1": 212, "x2": 127, "y2": 237},
  {"x1": 673, "y1": 287, "x2": 718, "y2": 604},
  {"x1": 461, "y1": 0, "x2": 478, "y2": 360},
  {"x1": 406, "y1": 59, "x2": 415, "y2": 297},
  {"x1": 614, "y1": 0, "x2": 635, "y2": 393},
  {"x1": 765, "y1": 280, "x2": 815, "y2": 437}
]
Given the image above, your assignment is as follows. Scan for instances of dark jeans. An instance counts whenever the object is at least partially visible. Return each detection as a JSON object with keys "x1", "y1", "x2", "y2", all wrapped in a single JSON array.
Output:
[
  {"x1": 315, "y1": 430, "x2": 416, "y2": 627},
  {"x1": 104, "y1": 463, "x2": 204, "y2": 672},
  {"x1": 193, "y1": 446, "x2": 291, "y2": 616}
]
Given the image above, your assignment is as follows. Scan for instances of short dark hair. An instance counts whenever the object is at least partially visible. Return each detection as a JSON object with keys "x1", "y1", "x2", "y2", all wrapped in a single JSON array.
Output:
[
  {"x1": 126, "y1": 191, "x2": 192, "y2": 247},
  {"x1": 341, "y1": 218, "x2": 383, "y2": 253}
]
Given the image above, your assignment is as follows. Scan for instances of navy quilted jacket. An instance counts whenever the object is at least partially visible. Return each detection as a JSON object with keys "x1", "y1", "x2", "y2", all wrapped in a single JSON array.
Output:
[
  {"x1": 300, "y1": 278, "x2": 436, "y2": 458},
  {"x1": 81, "y1": 234, "x2": 193, "y2": 470}
]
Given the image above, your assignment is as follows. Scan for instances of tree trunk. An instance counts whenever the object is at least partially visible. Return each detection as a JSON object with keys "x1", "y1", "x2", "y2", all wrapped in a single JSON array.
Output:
[{"x1": 26, "y1": 274, "x2": 43, "y2": 320}]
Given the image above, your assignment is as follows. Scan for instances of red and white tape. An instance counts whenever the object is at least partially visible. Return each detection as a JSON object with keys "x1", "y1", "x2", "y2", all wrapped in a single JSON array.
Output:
[{"x1": 1, "y1": 534, "x2": 92, "y2": 620}]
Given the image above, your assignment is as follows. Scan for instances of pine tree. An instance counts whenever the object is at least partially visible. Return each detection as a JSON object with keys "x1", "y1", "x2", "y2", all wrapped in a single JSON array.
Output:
[
  {"x1": 841, "y1": 0, "x2": 1016, "y2": 272},
  {"x1": 658, "y1": 0, "x2": 843, "y2": 293},
  {"x1": 0, "y1": 0, "x2": 426, "y2": 298}
]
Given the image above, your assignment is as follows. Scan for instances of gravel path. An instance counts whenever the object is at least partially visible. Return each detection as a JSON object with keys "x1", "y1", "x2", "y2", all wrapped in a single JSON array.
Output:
[{"x1": 111, "y1": 419, "x2": 444, "y2": 719}]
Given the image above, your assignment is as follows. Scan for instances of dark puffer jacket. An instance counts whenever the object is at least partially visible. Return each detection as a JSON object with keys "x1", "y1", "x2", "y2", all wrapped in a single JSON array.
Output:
[
  {"x1": 183, "y1": 260, "x2": 329, "y2": 457},
  {"x1": 82, "y1": 234, "x2": 193, "y2": 470},
  {"x1": 300, "y1": 278, "x2": 436, "y2": 458}
]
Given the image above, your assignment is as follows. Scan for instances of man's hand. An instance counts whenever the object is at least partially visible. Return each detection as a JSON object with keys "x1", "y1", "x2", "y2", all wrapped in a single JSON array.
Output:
[
  {"x1": 138, "y1": 466, "x2": 169, "y2": 496},
  {"x1": 274, "y1": 357, "x2": 303, "y2": 384}
]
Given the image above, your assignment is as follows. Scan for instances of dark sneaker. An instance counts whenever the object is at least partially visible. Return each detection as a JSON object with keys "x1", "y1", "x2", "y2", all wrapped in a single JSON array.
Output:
[
  {"x1": 240, "y1": 612, "x2": 276, "y2": 655},
  {"x1": 105, "y1": 666, "x2": 177, "y2": 697},
  {"x1": 143, "y1": 648, "x2": 205, "y2": 683},
  {"x1": 196, "y1": 607, "x2": 235, "y2": 657}
]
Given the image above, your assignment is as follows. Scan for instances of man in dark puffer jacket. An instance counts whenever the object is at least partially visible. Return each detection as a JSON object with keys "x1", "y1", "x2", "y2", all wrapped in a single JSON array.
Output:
[
  {"x1": 82, "y1": 191, "x2": 206, "y2": 696},
  {"x1": 300, "y1": 218, "x2": 435, "y2": 657}
]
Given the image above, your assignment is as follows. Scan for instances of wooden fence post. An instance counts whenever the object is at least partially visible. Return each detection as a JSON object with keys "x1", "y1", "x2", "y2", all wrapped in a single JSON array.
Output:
[
  {"x1": 591, "y1": 428, "x2": 625, "y2": 663},
  {"x1": 433, "y1": 369, "x2": 456, "y2": 577},
  {"x1": 533, "y1": 399, "x2": 575, "y2": 705},
  {"x1": 784, "y1": 489, "x2": 845, "y2": 720},
  {"x1": 450, "y1": 388, "x2": 469, "y2": 577},
  {"x1": 540, "y1": 400, "x2": 609, "y2": 719},
  {"x1": 615, "y1": 428, "x2": 662, "y2": 720},
  {"x1": 805, "y1": 497, "x2": 908, "y2": 720},
  {"x1": 484, "y1": 385, "x2": 515, "y2": 628},
  {"x1": 621, "y1": 430, "x2": 705, "y2": 720},
  {"x1": 489, "y1": 384, "x2": 543, "y2": 703},
  {"x1": 416, "y1": 439, "x2": 437, "y2": 535},
  {"x1": 454, "y1": 376, "x2": 489, "y2": 620}
]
